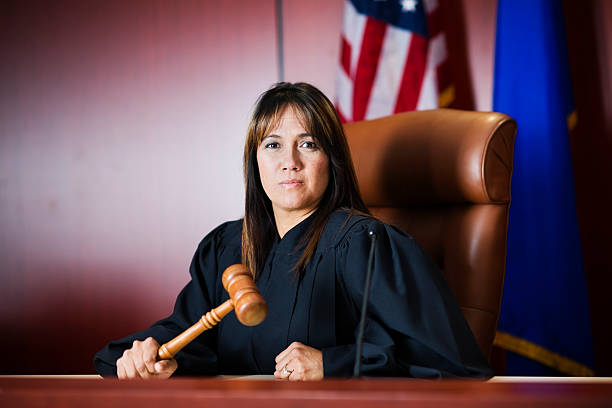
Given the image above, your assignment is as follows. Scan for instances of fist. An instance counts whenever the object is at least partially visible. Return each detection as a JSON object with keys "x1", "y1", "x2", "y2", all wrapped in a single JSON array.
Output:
[
  {"x1": 116, "y1": 337, "x2": 178, "y2": 379},
  {"x1": 274, "y1": 342, "x2": 323, "y2": 381}
]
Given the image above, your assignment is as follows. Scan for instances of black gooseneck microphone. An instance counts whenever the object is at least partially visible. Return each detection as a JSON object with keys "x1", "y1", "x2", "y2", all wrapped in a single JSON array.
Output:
[{"x1": 353, "y1": 229, "x2": 377, "y2": 377}]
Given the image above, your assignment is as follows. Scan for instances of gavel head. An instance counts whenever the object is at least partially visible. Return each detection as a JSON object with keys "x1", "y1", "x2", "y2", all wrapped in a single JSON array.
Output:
[{"x1": 222, "y1": 264, "x2": 268, "y2": 326}]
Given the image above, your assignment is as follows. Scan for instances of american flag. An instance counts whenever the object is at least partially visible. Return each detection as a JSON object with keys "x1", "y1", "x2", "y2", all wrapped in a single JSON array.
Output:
[{"x1": 336, "y1": 0, "x2": 451, "y2": 123}]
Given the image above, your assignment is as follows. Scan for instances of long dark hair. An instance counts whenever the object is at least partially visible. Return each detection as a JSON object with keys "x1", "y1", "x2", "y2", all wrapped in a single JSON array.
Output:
[{"x1": 242, "y1": 82, "x2": 369, "y2": 279}]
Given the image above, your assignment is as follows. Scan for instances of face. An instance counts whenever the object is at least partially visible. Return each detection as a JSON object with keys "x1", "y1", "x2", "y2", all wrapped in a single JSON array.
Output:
[{"x1": 257, "y1": 107, "x2": 330, "y2": 221}]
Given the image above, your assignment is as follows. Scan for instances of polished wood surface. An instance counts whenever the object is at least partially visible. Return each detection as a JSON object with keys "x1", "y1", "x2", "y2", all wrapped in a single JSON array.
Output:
[
  {"x1": 158, "y1": 265, "x2": 267, "y2": 360},
  {"x1": 2, "y1": 377, "x2": 612, "y2": 408}
]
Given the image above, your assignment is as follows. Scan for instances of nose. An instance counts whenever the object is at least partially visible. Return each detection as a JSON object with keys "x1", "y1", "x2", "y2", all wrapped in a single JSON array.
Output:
[{"x1": 282, "y1": 146, "x2": 301, "y2": 171}]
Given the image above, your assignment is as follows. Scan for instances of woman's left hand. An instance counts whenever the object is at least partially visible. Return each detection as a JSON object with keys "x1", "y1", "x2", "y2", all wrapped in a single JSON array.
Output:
[{"x1": 274, "y1": 342, "x2": 323, "y2": 381}]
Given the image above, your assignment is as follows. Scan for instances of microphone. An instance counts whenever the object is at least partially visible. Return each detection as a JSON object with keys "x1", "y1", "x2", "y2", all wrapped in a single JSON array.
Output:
[{"x1": 353, "y1": 228, "x2": 377, "y2": 377}]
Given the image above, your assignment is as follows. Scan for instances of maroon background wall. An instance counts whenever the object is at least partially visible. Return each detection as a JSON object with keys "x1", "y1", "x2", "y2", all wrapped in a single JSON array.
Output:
[
  {"x1": 0, "y1": 0, "x2": 278, "y2": 374},
  {"x1": 564, "y1": 0, "x2": 612, "y2": 376},
  {"x1": 1, "y1": 0, "x2": 611, "y2": 375}
]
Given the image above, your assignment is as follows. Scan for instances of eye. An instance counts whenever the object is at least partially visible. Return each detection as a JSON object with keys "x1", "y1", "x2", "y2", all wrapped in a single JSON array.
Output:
[
  {"x1": 264, "y1": 141, "x2": 280, "y2": 149},
  {"x1": 300, "y1": 140, "x2": 318, "y2": 149}
]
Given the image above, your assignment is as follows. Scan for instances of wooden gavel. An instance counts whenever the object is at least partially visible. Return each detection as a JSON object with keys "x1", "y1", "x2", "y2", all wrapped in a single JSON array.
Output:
[{"x1": 157, "y1": 264, "x2": 267, "y2": 360}]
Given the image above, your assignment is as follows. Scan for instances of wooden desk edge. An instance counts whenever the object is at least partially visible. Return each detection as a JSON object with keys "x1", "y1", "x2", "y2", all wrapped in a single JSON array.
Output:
[
  {"x1": 2, "y1": 375, "x2": 612, "y2": 382},
  {"x1": 3, "y1": 376, "x2": 612, "y2": 408}
]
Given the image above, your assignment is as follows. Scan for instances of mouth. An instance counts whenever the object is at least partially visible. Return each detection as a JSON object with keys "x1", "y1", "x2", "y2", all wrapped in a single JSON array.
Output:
[{"x1": 280, "y1": 179, "x2": 304, "y2": 187}]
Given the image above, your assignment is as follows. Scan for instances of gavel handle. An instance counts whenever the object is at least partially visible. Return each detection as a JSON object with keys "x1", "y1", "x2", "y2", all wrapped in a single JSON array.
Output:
[{"x1": 157, "y1": 299, "x2": 234, "y2": 360}]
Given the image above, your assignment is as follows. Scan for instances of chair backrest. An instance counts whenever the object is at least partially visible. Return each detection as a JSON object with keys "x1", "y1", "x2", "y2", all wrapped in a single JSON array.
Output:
[{"x1": 344, "y1": 109, "x2": 517, "y2": 359}]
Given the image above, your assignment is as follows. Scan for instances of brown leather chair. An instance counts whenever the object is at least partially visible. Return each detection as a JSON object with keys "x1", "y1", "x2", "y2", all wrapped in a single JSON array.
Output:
[{"x1": 344, "y1": 109, "x2": 517, "y2": 359}]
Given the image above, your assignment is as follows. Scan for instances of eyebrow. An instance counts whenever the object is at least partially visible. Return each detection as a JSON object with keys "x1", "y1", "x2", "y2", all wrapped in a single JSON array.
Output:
[{"x1": 263, "y1": 133, "x2": 313, "y2": 139}]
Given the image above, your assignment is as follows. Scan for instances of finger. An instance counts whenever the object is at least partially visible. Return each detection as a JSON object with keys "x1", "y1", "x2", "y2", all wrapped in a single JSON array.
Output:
[
  {"x1": 276, "y1": 345, "x2": 308, "y2": 373},
  {"x1": 276, "y1": 360, "x2": 295, "y2": 380},
  {"x1": 144, "y1": 353, "x2": 157, "y2": 375},
  {"x1": 275, "y1": 341, "x2": 302, "y2": 363},
  {"x1": 122, "y1": 355, "x2": 139, "y2": 378},
  {"x1": 274, "y1": 368, "x2": 290, "y2": 380},
  {"x1": 143, "y1": 337, "x2": 158, "y2": 347},
  {"x1": 132, "y1": 342, "x2": 154, "y2": 378},
  {"x1": 275, "y1": 353, "x2": 292, "y2": 373},
  {"x1": 274, "y1": 364, "x2": 285, "y2": 379},
  {"x1": 154, "y1": 359, "x2": 177, "y2": 378},
  {"x1": 274, "y1": 367, "x2": 282, "y2": 379},
  {"x1": 142, "y1": 341, "x2": 159, "y2": 374},
  {"x1": 134, "y1": 356, "x2": 152, "y2": 378},
  {"x1": 285, "y1": 363, "x2": 305, "y2": 381},
  {"x1": 275, "y1": 357, "x2": 285, "y2": 373},
  {"x1": 116, "y1": 360, "x2": 126, "y2": 379},
  {"x1": 275, "y1": 343, "x2": 303, "y2": 372}
]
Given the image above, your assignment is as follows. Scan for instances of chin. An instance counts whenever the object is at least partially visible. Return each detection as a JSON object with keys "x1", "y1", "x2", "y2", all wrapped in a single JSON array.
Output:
[{"x1": 275, "y1": 200, "x2": 316, "y2": 214}]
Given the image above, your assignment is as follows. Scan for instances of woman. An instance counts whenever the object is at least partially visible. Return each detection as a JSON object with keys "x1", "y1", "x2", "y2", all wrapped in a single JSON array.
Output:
[{"x1": 94, "y1": 82, "x2": 492, "y2": 380}]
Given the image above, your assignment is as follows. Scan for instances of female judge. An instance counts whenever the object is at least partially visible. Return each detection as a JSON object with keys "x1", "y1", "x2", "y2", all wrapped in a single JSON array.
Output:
[{"x1": 94, "y1": 82, "x2": 492, "y2": 380}]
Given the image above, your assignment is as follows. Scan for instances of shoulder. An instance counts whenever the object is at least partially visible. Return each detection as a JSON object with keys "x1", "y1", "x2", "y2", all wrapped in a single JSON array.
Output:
[
  {"x1": 321, "y1": 209, "x2": 418, "y2": 251},
  {"x1": 320, "y1": 209, "x2": 380, "y2": 249},
  {"x1": 196, "y1": 218, "x2": 243, "y2": 252}
]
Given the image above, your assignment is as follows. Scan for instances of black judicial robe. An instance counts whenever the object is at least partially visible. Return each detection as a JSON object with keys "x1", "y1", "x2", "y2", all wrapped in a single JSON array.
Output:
[{"x1": 94, "y1": 209, "x2": 492, "y2": 378}]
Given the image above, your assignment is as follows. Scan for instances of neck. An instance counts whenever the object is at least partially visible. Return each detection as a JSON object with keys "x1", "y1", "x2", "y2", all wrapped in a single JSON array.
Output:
[{"x1": 273, "y1": 207, "x2": 317, "y2": 238}]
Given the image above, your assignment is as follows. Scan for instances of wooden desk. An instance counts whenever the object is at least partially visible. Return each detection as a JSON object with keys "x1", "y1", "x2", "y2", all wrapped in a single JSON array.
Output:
[{"x1": 2, "y1": 377, "x2": 612, "y2": 407}]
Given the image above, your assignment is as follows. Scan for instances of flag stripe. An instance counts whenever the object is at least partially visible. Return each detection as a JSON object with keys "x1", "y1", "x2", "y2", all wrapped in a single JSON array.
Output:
[
  {"x1": 340, "y1": 36, "x2": 352, "y2": 77},
  {"x1": 416, "y1": 33, "x2": 446, "y2": 110},
  {"x1": 342, "y1": 0, "x2": 366, "y2": 76},
  {"x1": 352, "y1": 18, "x2": 387, "y2": 121},
  {"x1": 365, "y1": 25, "x2": 411, "y2": 120},
  {"x1": 394, "y1": 33, "x2": 428, "y2": 113},
  {"x1": 336, "y1": 66, "x2": 353, "y2": 121}
]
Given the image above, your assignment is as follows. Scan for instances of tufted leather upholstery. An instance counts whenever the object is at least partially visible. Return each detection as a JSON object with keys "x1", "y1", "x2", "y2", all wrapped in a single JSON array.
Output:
[{"x1": 344, "y1": 109, "x2": 517, "y2": 359}]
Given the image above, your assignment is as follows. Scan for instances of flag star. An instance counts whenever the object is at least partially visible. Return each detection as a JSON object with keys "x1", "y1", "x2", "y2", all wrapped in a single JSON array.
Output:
[{"x1": 400, "y1": 0, "x2": 417, "y2": 12}]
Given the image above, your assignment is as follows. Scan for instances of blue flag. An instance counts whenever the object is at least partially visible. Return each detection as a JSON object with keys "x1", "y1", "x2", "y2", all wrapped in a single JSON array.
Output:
[{"x1": 493, "y1": 0, "x2": 594, "y2": 375}]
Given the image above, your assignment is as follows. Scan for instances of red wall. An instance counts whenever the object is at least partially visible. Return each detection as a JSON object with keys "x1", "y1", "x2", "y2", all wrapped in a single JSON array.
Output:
[
  {"x1": 0, "y1": 0, "x2": 280, "y2": 373},
  {"x1": 1, "y1": 0, "x2": 611, "y2": 375}
]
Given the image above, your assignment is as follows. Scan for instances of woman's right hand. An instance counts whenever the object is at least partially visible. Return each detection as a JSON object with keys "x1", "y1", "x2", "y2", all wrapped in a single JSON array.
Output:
[{"x1": 116, "y1": 337, "x2": 178, "y2": 379}]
